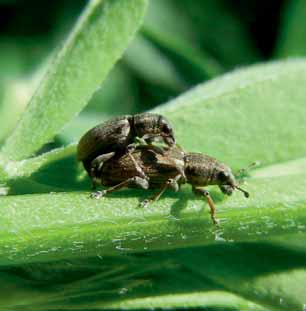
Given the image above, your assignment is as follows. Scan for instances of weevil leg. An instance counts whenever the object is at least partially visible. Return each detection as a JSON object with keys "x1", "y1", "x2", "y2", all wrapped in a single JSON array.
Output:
[
  {"x1": 90, "y1": 152, "x2": 116, "y2": 189},
  {"x1": 175, "y1": 165, "x2": 187, "y2": 183},
  {"x1": 136, "y1": 134, "x2": 165, "y2": 154},
  {"x1": 140, "y1": 174, "x2": 182, "y2": 208},
  {"x1": 192, "y1": 187, "x2": 219, "y2": 225},
  {"x1": 142, "y1": 134, "x2": 161, "y2": 150},
  {"x1": 130, "y1": 137, "x2": 163, "y2": 154},
  {"x1": 91, "y1": 176, "x2": 149, "y2": 199},
  {"x1": 142, "y1": 133, "x2": 175, "y2": 152},
  {"x1": 131, "y1": 135, "x2": 167, "y2": 156},
  {"x1": 125, "y1": 145, "x2": 148, "y2": 180},
  {"x1": 91, "y1": 178, "x2": 98, "y2": 190},
  {"x1": 145, "y1": 135, "x2": 166, "y2": 154},
  {"x1": 91, "y1": 152, "x2": 116, "y2": 170}
]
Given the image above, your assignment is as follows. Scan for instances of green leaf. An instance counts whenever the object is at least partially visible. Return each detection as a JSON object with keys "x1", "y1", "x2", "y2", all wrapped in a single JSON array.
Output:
[
  {"x1": 57, "y1": 65, "x2": 141, "y2": 144},
  {"x1": 2, "y1": 160, "x2": 306, "y2": 265},
  {"x1": 124, "y1": 34, "x2": 186, "y2": 92},
  {"x1": 102, "y1": 292, "x2": 269, "y2": 311},
  {"x1": 275, "y1": 0, "x2": 306, "y2": 57},
  {"x1": 58, "y1": 114, "x2": 108, "y2": 145},
  {"x1": 174, "y1": 0, "x2": 260, "y2": 67},
  {"x1": 83, "y1": 65, "x2": 139, "y2": 115},
  {"x1": 158, "y1": 59, "x2": 306, "y2": 170},
  {"x1": 143, "y1": 0, "x2": 259, "y2": 71},
  {"x1": 143, "y1": 26, "x2": 223, "y2": 83},
  {"x1": 142, "y1": 0, "x2": 224, "y2": 82},
  {"x1": 0, "y1": 253, "x2": 270, "y2": 311},
  {"x1": 0, "y1": 68, "x2": 45, "y2": 144},
  {"x1": 1, "y1": 59, "x2": 306, "y2": 310},
  {"x1": 0, "y1": 0, "x2": 148, "y2": 161},
  {"x1": 176, "y1": 243, "x2": 306, "y2": 311},
  {"x1": 1, "y1": 59, "x2": 306, "y2": 258}
]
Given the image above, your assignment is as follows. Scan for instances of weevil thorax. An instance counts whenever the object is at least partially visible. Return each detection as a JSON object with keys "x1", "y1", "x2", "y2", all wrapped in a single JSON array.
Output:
[
  {"x1": 184, "y1": 153, "x2": 236, "y2": 194},
  {"x1": 132, "y1": 113, "x2": 175, "y2": 145}
]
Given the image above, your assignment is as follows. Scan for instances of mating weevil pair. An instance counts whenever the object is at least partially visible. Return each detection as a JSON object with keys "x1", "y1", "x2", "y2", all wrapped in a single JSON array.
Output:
[
  {"x1": 77, "y1": 113, "x2": 175, "y2": 189},
  {"x1": 77, "y1": 113, "x2": 249, "y2": 224}
]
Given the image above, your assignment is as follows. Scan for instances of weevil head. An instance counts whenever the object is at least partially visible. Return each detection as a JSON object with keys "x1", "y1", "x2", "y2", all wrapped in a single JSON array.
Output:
[
  {"x1": 216, "y1": 167, "x2": 236, "y2": 195},
  {"x1": 184, "y1": 153, "x2": 249, "y2": 198},
  {"x1": 216, "y1": 165, "x2": 249, "y2": 197},
  {"x1": 184, "y1": 153, "x2": 233, "y2": 187},
  {"x1": 133, "y1": 113, "x2": 175, "y2": 146}
]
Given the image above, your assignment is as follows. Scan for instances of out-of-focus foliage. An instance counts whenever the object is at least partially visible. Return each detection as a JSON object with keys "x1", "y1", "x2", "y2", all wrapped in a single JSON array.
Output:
[
  {"x1": 276, "y1": 0, "x2": 306, "y2": 57},
  {"x1": 0, "y1": 0, "x2": 274, "y2": 145},
  {"x1": 1, "y1": 0, "x2": 306, "y2": 310}
]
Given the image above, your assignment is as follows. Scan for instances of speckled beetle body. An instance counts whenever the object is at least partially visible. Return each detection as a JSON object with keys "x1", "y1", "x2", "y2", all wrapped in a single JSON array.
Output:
[
  {"x1": 91, "y1": 145, "x2": 249, "y2": 224},
  {"x1": 77, "y1": 113, "x2": 175, "y2": 188}
]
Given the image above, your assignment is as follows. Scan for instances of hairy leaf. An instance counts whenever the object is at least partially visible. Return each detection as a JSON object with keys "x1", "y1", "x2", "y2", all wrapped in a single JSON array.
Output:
[
  {"x1": 1, "y1": 59, "x2": 306, "y2": 310},
  {"x1": 0, "y1": 0, "x2": 148, "y2": 161}
]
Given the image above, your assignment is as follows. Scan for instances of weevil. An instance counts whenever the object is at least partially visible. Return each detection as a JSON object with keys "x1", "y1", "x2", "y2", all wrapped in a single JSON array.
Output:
[
  {"x1": 77, "y1": 113, "x2": 175, "y2": 188},
  {"x1": 91, "y1": 145, "x2": 249, "y2": 224}
]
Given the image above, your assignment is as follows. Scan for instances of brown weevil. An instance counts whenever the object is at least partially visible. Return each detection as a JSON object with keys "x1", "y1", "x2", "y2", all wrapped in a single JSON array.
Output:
[
  {"x1": 91, "y1": 145, "x2": 249, "y2": 224},
  {"x1": 77, "y1": 113, "x2": 175, "y2": 188}
]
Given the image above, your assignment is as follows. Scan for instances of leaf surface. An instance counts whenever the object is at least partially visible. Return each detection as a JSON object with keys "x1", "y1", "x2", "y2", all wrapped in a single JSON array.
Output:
[
  {"x1": 1, "y1": 59, "x2": 306, "y2": 310},
  {"x1": 0, "y1": 0, "x2": 148, "y2": 161}
]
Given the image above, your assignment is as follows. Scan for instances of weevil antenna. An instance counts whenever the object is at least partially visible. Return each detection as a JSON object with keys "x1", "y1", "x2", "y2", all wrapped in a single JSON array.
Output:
[
  {"x1": 235, "y1": 185, "x2": 250, "y2": 198},
  {"x1": 235, "y1": 161, "x2": 260, "y2": 178}
]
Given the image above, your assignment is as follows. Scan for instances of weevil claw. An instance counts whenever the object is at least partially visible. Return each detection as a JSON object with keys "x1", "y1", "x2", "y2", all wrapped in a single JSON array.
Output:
[
  {"x1": 139, "y1": 199, "x2": 151, "y2": 208},
  {"x1": 90, "y1": 190, "x2": 107, "y2": 199},
  {"x1": 211, "y1": 214, "x2": 220, "y2": 225}
]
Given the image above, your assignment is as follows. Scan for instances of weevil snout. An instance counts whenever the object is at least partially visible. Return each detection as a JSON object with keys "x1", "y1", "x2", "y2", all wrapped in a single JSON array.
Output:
[
  {"x1": 217, "y1": 168, "x2": 249, "y2": 198},
  {"x1": 219, "y1": 184, "x2": 235, "y2": 196}
]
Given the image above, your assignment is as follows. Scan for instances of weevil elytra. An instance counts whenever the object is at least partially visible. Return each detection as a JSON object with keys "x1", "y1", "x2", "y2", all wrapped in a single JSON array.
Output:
[
  {"x1": 77, "y1": 113, "x2": 175, "y2": 189},
  {"x1": 91, "y1": 145, "x2": 249, "y2": 224}
]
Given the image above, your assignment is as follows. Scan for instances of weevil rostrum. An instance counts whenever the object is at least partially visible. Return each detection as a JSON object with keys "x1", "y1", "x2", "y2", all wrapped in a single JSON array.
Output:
[
  {"x1": 77, "y1": 113, "x2": 175, "y2": 189},
  {"x1": 90, "y1": 145, "x2": 249, "y2": 224}
]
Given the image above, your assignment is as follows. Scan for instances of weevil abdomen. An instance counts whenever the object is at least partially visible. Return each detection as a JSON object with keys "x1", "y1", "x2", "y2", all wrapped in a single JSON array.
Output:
[
  {"x1": 100, "y1": 146, "x2": 185, "y2": 188},
  {"x1": 77, "y1": 115, "x2": 132, "y2": 162}
]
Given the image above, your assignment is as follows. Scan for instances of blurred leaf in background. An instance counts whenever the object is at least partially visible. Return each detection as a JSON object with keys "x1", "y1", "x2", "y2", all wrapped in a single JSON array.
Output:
[
  {"x1": 1, "y1": 0, "x2": 280, "y2": 148},
  {"x1": 276, "y1": 0, "x2": 306, "y2": 57}
]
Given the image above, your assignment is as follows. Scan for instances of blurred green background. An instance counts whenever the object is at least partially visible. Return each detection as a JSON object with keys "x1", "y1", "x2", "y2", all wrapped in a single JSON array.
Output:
[{"x1": 0, "y1": 0, "x2": 303, "y2": 149}]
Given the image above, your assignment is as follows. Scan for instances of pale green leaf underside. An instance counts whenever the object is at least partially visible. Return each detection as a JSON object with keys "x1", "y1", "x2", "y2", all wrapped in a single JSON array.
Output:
[
  {"x1": 157, "y1": 59, "x2": 306, "y2": 170},
  {"x1": 99, "y1": 291, "x2": 269, "y2": 311},
  {"x1": 0, "y1": 0, "x2": 148, "y2": 161},
  {"x1": 1, "y1": 163, "x2": 306, "y2": 266}
]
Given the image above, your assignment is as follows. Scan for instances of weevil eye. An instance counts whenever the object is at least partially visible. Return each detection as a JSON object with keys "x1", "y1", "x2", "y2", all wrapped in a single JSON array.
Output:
[{"x1": 218, "y1": 171, "x2": 229, "y2": 183}]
